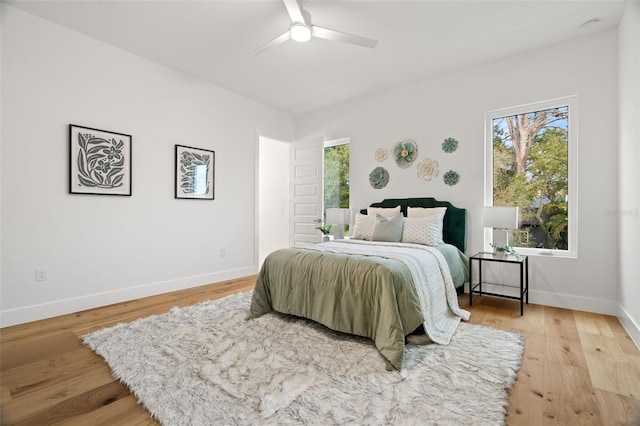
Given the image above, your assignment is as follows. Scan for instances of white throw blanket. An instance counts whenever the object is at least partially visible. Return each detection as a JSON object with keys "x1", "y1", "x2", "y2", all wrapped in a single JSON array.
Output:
[{"x1": 306, "y1": 240, "x2": 470, "y2": 344}]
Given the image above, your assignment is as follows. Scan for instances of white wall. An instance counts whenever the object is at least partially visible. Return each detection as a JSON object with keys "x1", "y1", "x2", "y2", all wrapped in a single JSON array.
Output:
[
  {"x1": 258, "y1": 136, "x2": 290, "y2": 266},
  {"x1": 618, "y1": 0, "x2": 640, "y2": 345},
  {"x1": 0, "y1": 5, "x2": 294, "y2": 326},
  {"x1": 296, "y1": 29, "x2": 620, "y2": 315}
]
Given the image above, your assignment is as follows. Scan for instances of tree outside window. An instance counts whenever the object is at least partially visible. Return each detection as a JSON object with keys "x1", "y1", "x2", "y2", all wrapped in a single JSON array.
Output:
[
  {"x1": 323, "y1": 142, "x2": 350, "y2": 233},
  {"x1": 490, "y1": 103, "x2": 573, "y2": 252}
]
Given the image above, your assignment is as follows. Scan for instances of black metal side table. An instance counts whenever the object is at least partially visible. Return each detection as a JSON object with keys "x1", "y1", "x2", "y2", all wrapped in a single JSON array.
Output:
[{"x1": 469, "y1": 252, "x2": 529, "y2": 315}]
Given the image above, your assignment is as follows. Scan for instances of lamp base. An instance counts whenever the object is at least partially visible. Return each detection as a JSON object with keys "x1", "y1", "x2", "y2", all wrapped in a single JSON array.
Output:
[{"x1": 332, "y1": 226, "x2": 344, "y2": 240}]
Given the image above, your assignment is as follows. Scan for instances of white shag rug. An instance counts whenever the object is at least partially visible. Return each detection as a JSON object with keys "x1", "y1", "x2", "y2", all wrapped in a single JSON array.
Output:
[{"x1": 83, "y1": 291, "x2": 524, "y2": 425}]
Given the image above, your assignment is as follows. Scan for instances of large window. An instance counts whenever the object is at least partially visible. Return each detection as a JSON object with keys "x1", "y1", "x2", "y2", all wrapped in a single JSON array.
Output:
[
  {"x1": 485, "y1": 97, "x2": 577, "y2": 257},
  {"x1": 323, "y1": 139, "x2": 350, "y2": 233}
]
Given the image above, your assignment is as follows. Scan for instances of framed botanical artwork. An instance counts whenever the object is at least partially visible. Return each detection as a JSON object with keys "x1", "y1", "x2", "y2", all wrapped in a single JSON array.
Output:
[
  {"x1": 69, "y1": 124, "x2": 132, "y2": 196},
  {"x1": 175, "y1": 145, "x2": 215, "y2": 200}
]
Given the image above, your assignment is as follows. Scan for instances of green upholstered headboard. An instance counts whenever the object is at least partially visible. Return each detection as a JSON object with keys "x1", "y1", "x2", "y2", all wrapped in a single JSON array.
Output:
[{"x1": 360, "y1": 197, "x2": 467, "y2": 252}]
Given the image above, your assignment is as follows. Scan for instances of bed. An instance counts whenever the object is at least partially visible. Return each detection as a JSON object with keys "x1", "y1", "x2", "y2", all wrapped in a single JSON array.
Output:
[{"x1": 247, "y1": 197, "x2": 470, "y2": 370}]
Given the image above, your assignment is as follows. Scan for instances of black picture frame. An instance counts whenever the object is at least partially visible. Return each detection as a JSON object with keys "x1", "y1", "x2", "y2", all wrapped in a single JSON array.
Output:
[
  {"x1": 69, "y1": 124, "x2": 132, "y2": 196},
  {"x1": 175, "y1": 145, "x2": 215, "y2": 200}
]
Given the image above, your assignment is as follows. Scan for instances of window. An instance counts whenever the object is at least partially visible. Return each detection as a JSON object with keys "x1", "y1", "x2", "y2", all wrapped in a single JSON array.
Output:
[
  {"x1": 485, "y1": 96, "x2": 577, "y2": 257},
  {"x1": 323, "y1": 138, "x2": 350, "y2": 234}
]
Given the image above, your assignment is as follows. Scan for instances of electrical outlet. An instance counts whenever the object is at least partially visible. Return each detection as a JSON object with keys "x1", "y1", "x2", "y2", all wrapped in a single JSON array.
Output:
[
  {"x1": 220, "y1": 247, "x2": 227, "y2": 258},
  {"x1": 36, "y1": 267, "x2": 48, "y2": 281}
]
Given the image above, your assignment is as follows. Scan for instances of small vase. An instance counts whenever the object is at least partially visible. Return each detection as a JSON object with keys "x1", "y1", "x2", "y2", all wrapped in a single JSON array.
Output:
[{"x1": 322, "y1": 235, "x2": 330, "y2": 242}]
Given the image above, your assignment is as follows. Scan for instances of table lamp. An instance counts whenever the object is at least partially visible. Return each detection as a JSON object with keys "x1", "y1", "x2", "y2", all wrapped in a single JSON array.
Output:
[
  {"x1": 326, "y1": 208, "x2": 351, "y2": 240},
  {"x1": 483, "y1": 206, "x2": 519, "y2": 248}
]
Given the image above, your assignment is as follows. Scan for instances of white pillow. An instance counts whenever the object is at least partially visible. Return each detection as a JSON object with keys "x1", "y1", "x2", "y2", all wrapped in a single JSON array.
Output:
[
  {"x1": 351, "y1": 213, "x2": 376, "y2": 240},
  {"x1": 407, "y1": 206, "x2": 447, "y2": 218},
  {"x1": 406, "y1": 207, "x2": 446, "y2": 244},
  {"x1": 401, "y1": 215, "x2": 445, "y2": 246},
  {"x1": 372, "y1": 214, "x2": 404, "y2": 242},
  {"x1": 367, "y1": 205, "x2": 401, "y2": 218}
]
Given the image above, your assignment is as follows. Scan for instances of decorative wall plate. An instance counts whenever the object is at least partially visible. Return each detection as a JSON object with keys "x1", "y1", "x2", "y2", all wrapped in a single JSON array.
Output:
[
  {"x1": 417, "y1": 158, "x2": 439, "y2": 181},
  {"x1": 392, "y1": 139, "x2": 418, "y2": 168},
  {"x1": 443, "y1": 170, "x2": 460, "y2": 186},
  {"x1": 375, "y1": 148, "x2": 387, "y2": 162},
  {"x1": 369, "y1": 167, "x2": 389, "y2": 189},
  {"x1": 442, "y1": 137, "x2": 459, "y2": 153}
]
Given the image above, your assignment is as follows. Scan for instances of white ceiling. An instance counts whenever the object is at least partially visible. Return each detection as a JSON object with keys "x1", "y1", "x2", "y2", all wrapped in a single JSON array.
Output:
[{"x1": 5, "y1": 0, "x2": 626, "y2": 115}]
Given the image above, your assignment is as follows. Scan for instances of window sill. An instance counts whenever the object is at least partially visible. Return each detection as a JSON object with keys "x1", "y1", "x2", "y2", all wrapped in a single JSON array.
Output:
[
  {"x1": 510, "y1": 248, "x2": 577, "y2": 259},
  {"x1": 483, "y1": 244, "x2": 576, "y2": 259}
]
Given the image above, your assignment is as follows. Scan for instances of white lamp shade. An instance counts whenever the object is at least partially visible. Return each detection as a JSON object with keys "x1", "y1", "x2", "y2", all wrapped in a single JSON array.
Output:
[
  {"x1": 326, "y1": 208, "x2": 351, "y2": 225},
  {"x1": 483, "y1": 206, "x2": 519, "y2": 229}
]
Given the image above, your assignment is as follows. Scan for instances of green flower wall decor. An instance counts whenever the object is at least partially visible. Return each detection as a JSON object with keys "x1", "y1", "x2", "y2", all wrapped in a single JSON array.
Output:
[
  {"x1": 392, "y1": 139, "x2": 418, "y2": 168},
  {"x1": 369, "y1": 167, "x2": 390, "y2": 189},
  {"x1": 443, "y1": 170, "x2": 460, "y2": 186},
  {"x1": 442, "y1": 137, "x2": 458, "y2": 153}
]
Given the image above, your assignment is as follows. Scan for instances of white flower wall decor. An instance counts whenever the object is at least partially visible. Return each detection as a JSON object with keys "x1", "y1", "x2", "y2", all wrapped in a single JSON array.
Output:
[
  {"x1": 375, "y1": 148, "x2": 387, "y2": 162},
  {"x1": 417, "y1": 158, "x2": 439, "y2": 181}
]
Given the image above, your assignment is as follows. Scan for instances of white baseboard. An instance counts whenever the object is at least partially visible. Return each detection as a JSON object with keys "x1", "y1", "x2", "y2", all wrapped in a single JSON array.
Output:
[
  {"x1": 0, "y1": 266, "x2": 258, "y2": 328},
  {"x1": 618, "y1": 305, "x2": 640, "y2": 350},
  {"x1": 528, "y1": 289, "x2": 619, "y2": 316}
]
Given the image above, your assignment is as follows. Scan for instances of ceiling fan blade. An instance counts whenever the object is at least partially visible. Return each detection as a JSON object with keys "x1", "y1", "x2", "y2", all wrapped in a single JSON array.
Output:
[
  {"x1": 311, "y1": 26, "x2": 378, "y2": 49},
  {"x1": 251, "y1": 30, "x2": 291, "y2": 56},
  {"x1": 282, "y1": 0, "x2": 305, "y2": 23}
]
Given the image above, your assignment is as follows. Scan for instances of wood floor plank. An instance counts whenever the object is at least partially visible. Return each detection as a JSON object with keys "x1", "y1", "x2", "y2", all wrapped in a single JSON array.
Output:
[
  {"x1": 584, "y1": 351, "x2": 640, "y2": 399},
  {"x1": 542, "y1": 360, "x2": 603, "y2": 425},
  {"x1": 605, "y1": 315, "x2": 640, "y2": 356},
  {"x1": 51, "y1": 394, "x2": 157, "y2": 426},
  {"x1": 12, "y1": 381, "x2": 131, "y2": 426},
  {"x1": 1, "y1": 364, "x2": 115, "y2": 424},
  {"x1": 1, "y1": 385, "x2": 11, "y2": 403},
  {"x1": 505, "y1": 336, "x2": 545, "y2": 425},
  {"x1": 2, "y1": 348, "x2": 102, "y2": 398},
  {"x1": 579, "y1": 332, "x2": 625, "y2": 357},
  {"x1": 1, "y1": 330, "x2": 82, "y2": 371},
  {"x1": 593, "y1": 388, "x2": 640, "y2": 426},
  {"x1": 544, "y1": 306, "x2": 581, "y2": 340},
  {"x1": 575, "y1": 310, "x2": 616, "y2": 338},
  {"x1": 1, "y1": 276, "x2": 638, "y2": 425}
]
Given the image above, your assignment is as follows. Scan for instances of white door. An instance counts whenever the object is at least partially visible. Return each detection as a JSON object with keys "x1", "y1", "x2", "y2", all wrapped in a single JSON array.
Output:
[
  {"x1": 258, "y1": 136, "x2": 290, "y2": 267},
  {"x1": 290, "y1": 140, "x2": 323, "y2": 247}
]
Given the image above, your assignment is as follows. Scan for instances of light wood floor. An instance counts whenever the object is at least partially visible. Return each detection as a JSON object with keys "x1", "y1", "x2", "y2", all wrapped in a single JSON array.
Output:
[{"x1": 1, "y1": 276, "x2": 639, "y2": 425}]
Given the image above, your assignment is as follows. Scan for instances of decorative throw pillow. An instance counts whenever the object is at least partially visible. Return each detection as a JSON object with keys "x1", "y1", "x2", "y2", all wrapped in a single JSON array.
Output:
[
  {"x1": 372, "y1": 214, "x2": 404, "y2": 242},
  {"x1": 407, "y1": 206, "x2": 447, "y2": 218},
  {"x1": 406, "y1": 207, "x2": 446, "y2": 244},
  {"x1": 367, "y1": 205, "x2": 401, "y2": 218},
  {"x1": 351, "y1": 213, "x2": 376, "y2": 240},
  {"x1": 402, "y1": 216, "x2": 444, "y2": 246}
]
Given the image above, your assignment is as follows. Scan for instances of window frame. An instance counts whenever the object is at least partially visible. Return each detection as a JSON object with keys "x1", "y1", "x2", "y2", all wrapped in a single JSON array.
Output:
[
  {"x1": 322, "y1": 137, "x2": 350, "y2": 233},
  {"x1": 484, "y1": 96, "x2": 578, "y2": 258}
]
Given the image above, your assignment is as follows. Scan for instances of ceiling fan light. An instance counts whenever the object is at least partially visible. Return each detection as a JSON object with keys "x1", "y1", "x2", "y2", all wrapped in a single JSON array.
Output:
[{"x1": 290, "y1": 24, "x2": 311, "y2": 42}]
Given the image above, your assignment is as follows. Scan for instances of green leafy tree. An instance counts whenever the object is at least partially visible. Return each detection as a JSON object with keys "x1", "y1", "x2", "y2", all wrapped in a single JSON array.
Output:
[
  {"x1": 493, "y1": 107, "x2": 569, "y2": 249},
  {"x1": 323, "y1": 144, "x2": 350, "y2": 211},
  {"x1": 528, "y1": 128, "x2": 569, "y2": 248},
  {"x1": 541, "y1": 202, "x2": 568, "y2": 249},
  {"x1": 492, "y1": 125, "x2": 537, "y2": 230},
  {"x1": 504, "y1": 108, "x2": 567, "y2": 174}
]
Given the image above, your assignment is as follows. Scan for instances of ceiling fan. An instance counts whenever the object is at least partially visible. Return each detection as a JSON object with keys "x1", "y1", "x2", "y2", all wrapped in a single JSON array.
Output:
[{"x1": 252, "y1": 0, "x2": 378, "y2": 56}]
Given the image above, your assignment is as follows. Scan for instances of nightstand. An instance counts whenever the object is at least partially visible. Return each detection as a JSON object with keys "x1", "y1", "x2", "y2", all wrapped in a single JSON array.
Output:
[{"x1": 469, "y1": 252, "x2": 529, "y2": 315}]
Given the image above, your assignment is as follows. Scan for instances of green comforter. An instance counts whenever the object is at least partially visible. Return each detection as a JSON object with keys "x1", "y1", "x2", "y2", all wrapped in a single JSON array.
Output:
[{"x1": 247, "y1": 242, "x2": 469, "y2": 370}]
